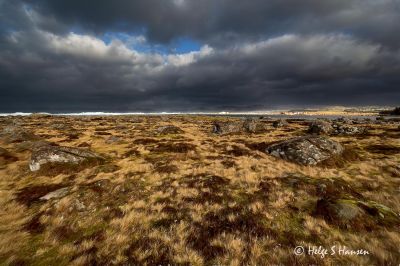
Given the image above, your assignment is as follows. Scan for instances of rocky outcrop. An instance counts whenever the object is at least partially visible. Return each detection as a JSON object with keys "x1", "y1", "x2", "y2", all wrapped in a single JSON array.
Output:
[
  {"x1": 265, "y1": 136, "x2": 344, "y2": 165},
  {"x1": 307, "y1": 121, "x2": 334, "y2": 135},
  {"x1": 243, "y1": 119, "x2": 268, "y2": 133},
  {"x1": 157, "y1": 125, "x2": 184, "y2": 135},
  {"x1": 29, "y1": 145, "x2": 105, "y2": 172},
  {"x1": 212, "y1": 121, "x2": 244, "y2": 134},
  {"x1": 40, "y1": 187, "x2": 70, "y2": 201},
  {"x1": 308, "y1": 120, "x2": 367, "y2": 136},
  {"x1": 315, "y1": 198, "x2": 400, "y2": 230},
  {"x1": 0, "y1": 126, "x2": 40, "y2": 144},
  {"x1": 213, "y1": 120, "x2": 267, "y2": 134},
  {"x1": 331, "y1": 123, "x2": 368, "y2": 135}
]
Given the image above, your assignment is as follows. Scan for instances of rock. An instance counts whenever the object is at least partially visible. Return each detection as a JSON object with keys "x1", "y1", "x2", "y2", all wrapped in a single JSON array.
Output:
[
  {"x1": 331, "y1": 124, "x2": 368, "y2": 135},
  {"x1": 307, "y1": 120, "x2": 334, "y2": 135},
  {"x1": 157, "y1": 125, "x2": 183, "y2": 135},
  {"x1": 105, "y1": 136, "x2": 122, "y2": 144},
  {"x1": 29, "y1": 145, "x2": 105, "y2": 172},
  {"x1": 0, "y1": 126, "x2": 40, "y2": 144},
  {"x1": 213, "y1": 120, "x2": 267, "y2": 134},
  {"x1": 315, "y1": 198, "x2": 400, "y2": 230},
  {"x1": 265, "y1": 135, "x2": 344, "y2": 165},
  {"x1": 272, "y1": 119, "x2": 289, "y2": 128},
  {"x1": 40, "y1": 187, "x2": 70, "y2": 201},
  {"x1": 243, "y1": 119, "x2": 268, "y2": 133},
  {"x1": 14, "y1": 140, "x2": 55, "y2": 152},
  {"x1": 212, "y1": 121, "x2": 244, "y2": 134}
]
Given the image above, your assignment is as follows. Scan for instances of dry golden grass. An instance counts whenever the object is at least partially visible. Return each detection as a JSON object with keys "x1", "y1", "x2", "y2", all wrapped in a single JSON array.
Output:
[{"x1": 0, "y1": 115, "x2": 399, "y2": 265}]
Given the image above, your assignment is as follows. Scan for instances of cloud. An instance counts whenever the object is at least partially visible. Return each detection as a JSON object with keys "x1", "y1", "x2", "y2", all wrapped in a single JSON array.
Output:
[
  {"x1": 20, "y1": 0, "x2": 400, "y2": 48},
  {"x1": 0, "y1": 0, "x2": 399, "y2": 111}
]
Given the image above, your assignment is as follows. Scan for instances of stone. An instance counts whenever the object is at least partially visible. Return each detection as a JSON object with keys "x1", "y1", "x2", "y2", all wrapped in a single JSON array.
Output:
[
  {"x1": 29, "y1": 145, "x2": 105, "y2": 172},
  {"x1": 307, "y1": 120, "x2": 334, "y2": 135},
  {"x1": 40, "y1": 187, "x2": 70, "y2": 201},
  {"x1": 213, "y1": 120, "x2": 267, "y2": 134},
  {"x1": 265, "y1": 135, "x2": 344, "y2": 165},
  {"x1": 315, "y1": 198, "x2": 400, "y2": 230},
  {"x1": 212, "y1": 121, "x2": 244, "y2": 134},
  {"x1": 157, "y1": 125, "x2": 183, "y2": 135},
  {"x1": 0, "y1": 126, "x2": 40, "y2": 144},
  {"x1": 331, "y1": 123, "x2": 367, "y2": 135},
  {"x1": 243, "y1": 119, "x2": 268, "y2": 133},
  {"x1": 105, "y1": 136, "x2": 122, "y2": 144}
]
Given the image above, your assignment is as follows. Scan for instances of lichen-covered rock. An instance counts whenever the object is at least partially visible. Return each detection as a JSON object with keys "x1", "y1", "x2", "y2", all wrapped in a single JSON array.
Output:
[
  {"x1": 315, "y1": 198, "x2": 400, "y2": 230},
  {"x1": 243, "y1": 119, "x2": 268, "y2": 133},
  {"x1": 265, "y1": 136, "x2": 344, "y2": 165},
  {"x1": 157, "y1": 125, "x2": 183, "y2": 135},
  {"x1": 212, "y1": 121, "x2": 244, "y2": 134},
  {"x1": 40, "y1": 187, "x2": 70, "y2": 201},
  {"x1": 331, "y1": 123, "x2": 368, "y2": 135},
  {"x1": 0, "y1": 126, "x2": 40, "y2": 143},
  {"x1": 307, "y1": 120, "x2": 334, "y2": 135},
  {"x1": 29, "y1": 145, "x2": 105, "y2": 172},
  {"x1": 213, "y1": 120, "x2": 267, "y2": 134}
]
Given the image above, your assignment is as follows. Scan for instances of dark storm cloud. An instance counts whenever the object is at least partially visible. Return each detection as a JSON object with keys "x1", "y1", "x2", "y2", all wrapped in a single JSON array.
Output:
[
  {"x1": 22, "y1": 0, "x2": 400, "y2": 47},
  {"x1": 0, "y1": 0, "x2": 399, "y2": 112}
]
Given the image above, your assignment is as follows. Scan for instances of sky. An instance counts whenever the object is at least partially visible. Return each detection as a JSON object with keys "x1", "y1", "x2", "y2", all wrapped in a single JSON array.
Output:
[{"x1": 0, "y1": 0, "x2": 399, "y2": 112}]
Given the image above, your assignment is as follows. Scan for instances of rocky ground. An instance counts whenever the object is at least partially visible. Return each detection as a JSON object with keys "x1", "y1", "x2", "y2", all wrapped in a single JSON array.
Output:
[{"x1": 0, "y1": 114, "x2": 399, "y2": 265}]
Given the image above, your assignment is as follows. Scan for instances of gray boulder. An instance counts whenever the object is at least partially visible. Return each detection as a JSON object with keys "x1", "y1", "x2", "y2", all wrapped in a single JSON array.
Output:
[
  {"x1": 0, "y1": 126, "x2": 40, "y2": 143},
  {"x1": 212, "y1": 121, "x2": 244, "y2": 134},
  {"x1": 243, "y1": 119, "x2": 268, "y2": 133},
  {"x1": 213, "y1": 120, "x2": 267, "y2": 134},
  {"x1": 331, "y1": 123, "x2": 367, "y2": 135},
  {"x1": 30, "y1": 145, "x2": 105, "y2": 172},
  {"x1": 157, "y1": 125, "x2": 183, "y2": 135},
  {"x1": 307, "y1": 120, "x2": 334, "y2": 135},
  {"x1": 265, "y1": 136, "x2": 344, "y2": 165},
  {"x1": 40, "y1": 187, "x2": 70, "y2": 201},
  {"x1": 315, "y1": 198, "x2": 400, "y2": 230}
]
